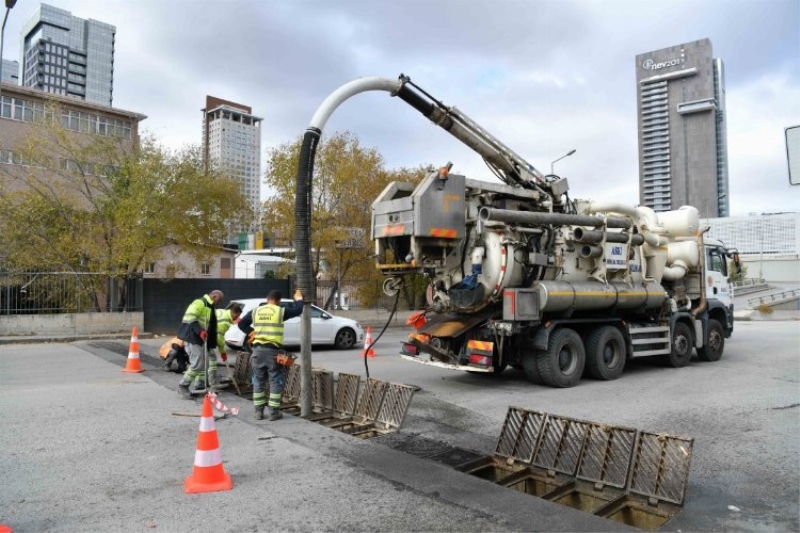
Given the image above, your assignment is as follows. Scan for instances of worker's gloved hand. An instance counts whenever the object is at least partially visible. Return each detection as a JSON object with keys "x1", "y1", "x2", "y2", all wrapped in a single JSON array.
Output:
[
  {"x1": 199, "y1": 329, "x2": 207, "y2": 342},
  {"x1": 293, "y1": 289, "x2": 303, "y2": 301},
  {"x1": 220, "y1": 352, "x2": 227, "y2": 362}
]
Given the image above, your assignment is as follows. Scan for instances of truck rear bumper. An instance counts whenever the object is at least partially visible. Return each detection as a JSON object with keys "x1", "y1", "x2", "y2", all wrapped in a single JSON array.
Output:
[{"x1": 400, "y1": 354, "x2": 493, "y2": 372}]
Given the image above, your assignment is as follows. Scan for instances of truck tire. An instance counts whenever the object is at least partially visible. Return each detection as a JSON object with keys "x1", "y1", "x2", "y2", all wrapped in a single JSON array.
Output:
[
  {"x1": 535, "y1": 328, "x2": 585, "y2": 388},
  {"x1": 664, "y1": 321, "x2": 693, "y2": 368},
  {"x1": 585, "y1": 326, "x2": 626, "y2": 380},
  {"x1": 697, "y1": 319, "x2": 724, "y2": 362}
]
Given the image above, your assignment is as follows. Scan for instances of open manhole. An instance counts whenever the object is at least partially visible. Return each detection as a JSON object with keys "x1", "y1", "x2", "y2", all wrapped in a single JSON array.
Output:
[{"x1": 457, "y1": 406, "x2": 694, "y2": 531}]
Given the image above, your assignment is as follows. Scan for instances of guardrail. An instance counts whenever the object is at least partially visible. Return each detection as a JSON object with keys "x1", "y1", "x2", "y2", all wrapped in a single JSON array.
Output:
[
  {"x1": 734, "y1": 278, "x2": 767, "y2": 287},
  {"x1": 748, "y1": 289, "x2": 800, "y2": 308},
  {"x1": 734, "y1": 279, "x2": 770, "y2": 296}
]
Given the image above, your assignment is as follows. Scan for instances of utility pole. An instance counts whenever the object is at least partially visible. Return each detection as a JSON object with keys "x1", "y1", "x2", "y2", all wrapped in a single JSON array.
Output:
[{"x1": 0, "y1": 1, "x2": 18, "y2": 104}]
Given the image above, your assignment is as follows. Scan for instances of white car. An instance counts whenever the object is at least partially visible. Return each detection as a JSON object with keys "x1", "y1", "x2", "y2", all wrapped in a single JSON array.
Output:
[{"x1": 224, "y1": 298, "x2": 364, "y2": 351}]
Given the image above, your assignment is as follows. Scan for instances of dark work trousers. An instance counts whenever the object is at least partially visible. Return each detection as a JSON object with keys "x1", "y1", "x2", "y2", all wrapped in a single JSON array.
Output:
[{"x1": 251, "y1": 345, "x2": 285, "y2": 411}]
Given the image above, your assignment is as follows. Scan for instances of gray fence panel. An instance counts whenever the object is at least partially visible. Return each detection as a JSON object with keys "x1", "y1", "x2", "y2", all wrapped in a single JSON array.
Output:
[{"x1": 143, "y1": 278, "x2": 291, "y2": 334}]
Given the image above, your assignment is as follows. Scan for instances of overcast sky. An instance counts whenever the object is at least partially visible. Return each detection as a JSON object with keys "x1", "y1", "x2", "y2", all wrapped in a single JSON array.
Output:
[{"x1": 3, "y1": 0, "x2": 799, "y2": 215}]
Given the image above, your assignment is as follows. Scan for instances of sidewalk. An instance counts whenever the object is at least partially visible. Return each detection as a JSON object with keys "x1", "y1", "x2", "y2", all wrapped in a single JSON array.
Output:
[{"x1": 0, "y1": 341, "x2": 628, "y2": 532}]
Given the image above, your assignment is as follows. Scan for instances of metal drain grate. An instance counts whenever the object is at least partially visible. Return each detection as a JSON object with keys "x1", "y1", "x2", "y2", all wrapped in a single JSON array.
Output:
[
  {"x1": 312, "y1": 369, "x2": 334, "y2": 411},
  {"x1": 354, "y1": 378, "x2": 389, "y2": 420},
  {"x1": 375, "y1": 383, "x2": 416, "y2": 430},
  {"x1": 495, "y1": 407, "x2": 546, "y2": 464},
  {"x1": 334, "y1": 373, "x2": 360, "y2": 416},
  {"x1": 532, "y1": 414, "x2": 590, "y2": 476},
  {"x1": 577, "y1": 423, "x2": 637, "y2": 489},
  {"x1": 629, "y1": 431, "x2": 693, "y2": 505},
  {"x1": 283, "y1": 365, "x2": 300, "y2": 405}
]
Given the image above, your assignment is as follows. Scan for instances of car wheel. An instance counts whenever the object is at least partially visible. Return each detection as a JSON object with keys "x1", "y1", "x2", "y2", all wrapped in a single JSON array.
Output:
[{"x1": 335, "y1": 327, "x2": 357, "y2": 349}]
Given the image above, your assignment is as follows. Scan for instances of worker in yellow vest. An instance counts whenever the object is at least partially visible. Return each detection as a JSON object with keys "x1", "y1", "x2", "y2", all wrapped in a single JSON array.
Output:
[
  {"x1": 176, "y1": 290, "x2": 223, "y2": 399},
  {"x1": 237, "y1": 289, "x2": 303, "y2": 420},
  {"x1": 210, "y1": 303, "x2": 243, "y2": 389}
]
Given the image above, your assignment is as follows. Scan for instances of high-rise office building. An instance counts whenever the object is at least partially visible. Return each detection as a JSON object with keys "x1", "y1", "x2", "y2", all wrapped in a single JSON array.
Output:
[
  {"x1": 202, "y1": 96, "x2": 262, "y2": 228},
  {"x1": 1, "y1": 59, "x2": 19, "y2": 84},
  {"x1": 635, "y1": 38, "x2": 729, "y2": 217},
  {"x1": 19, "y1": 3, "x2": 115, "y2": 106}
]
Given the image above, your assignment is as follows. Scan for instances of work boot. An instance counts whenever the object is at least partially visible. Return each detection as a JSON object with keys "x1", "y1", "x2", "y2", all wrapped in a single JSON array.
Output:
[
  {"x1": 192, "y1": 381, "x2": 207, "y2": 395},
  {"x1": 177, "y1": 384, "x2": 192, "y2": 400},
  {"x1": 163, "y1": 350, "x2": 178, "y2": 372},
  {"x1": 268, "y1": 407, "x2": 283, "y2": 421},
  {"x1": 254, "y1": 406, "x2": 265, "y2": 420}
]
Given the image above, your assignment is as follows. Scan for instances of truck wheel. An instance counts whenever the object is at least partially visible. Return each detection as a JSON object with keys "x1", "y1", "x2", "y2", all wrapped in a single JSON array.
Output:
[
  {"x1": 535, "y1": 328, "x2": 585, "y2": 388},
  {"x1": 585, "y1": 326, "x2": 626, "y2": 380},
  {"x1": 664, "y1": 322, "x2": 693, "y2": 368},
  {"x1": 697, "y1": 319, "x2": 724, "y2": 362}
]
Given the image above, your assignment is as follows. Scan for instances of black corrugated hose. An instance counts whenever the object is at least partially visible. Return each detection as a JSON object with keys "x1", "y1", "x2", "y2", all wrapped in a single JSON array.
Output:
[{"x1": 364, "y1": 287, "x2": 402, "y2": 379}]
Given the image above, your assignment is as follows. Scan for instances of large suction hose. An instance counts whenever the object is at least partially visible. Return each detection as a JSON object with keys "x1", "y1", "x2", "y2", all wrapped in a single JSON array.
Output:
[{"x1": 296, "y1": 77, "x2": 401, "y2": 417}]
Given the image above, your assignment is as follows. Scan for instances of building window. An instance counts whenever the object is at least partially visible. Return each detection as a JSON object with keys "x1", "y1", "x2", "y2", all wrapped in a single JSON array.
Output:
[
  {"x1": 201, "y1": 263, "x2": 211, "y2": 276},
  {"x1": 144, "y1": 262, "x2": 155, "y2": 274}
]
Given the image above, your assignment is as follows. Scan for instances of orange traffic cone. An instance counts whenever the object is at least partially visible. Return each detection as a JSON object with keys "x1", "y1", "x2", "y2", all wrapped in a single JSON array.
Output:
[
  {"x1": 0, "y1": 524, "x2": 13, "y2": 533},
  {"x1": 362, "y1": 326, "x2": 376, "y2": 358},
  {"x1": 121, "y1": 326, "x2": 144, "y2": 373},
  {"x1": 184, "y1": 394, "x2": 233, "y2": 494}
]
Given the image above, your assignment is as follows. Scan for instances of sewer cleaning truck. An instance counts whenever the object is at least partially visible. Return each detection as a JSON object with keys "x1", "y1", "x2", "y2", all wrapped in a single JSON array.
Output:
[{"x1": 367, "y1": 75, "x2": 739, "y2": 387}]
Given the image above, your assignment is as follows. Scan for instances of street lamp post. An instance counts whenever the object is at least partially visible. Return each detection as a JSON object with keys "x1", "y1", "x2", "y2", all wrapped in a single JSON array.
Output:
[
  {"x1": 0, "y1": 0, "x2": 17, "y2": 104},
  {"x1": 550, "y1": 149, "x2": 576, "y2": 176}
]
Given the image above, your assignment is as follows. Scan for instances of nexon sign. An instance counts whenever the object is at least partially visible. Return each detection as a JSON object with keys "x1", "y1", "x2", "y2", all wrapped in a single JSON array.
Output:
[{"x1": 643, "y1": 58, "x2": 681, "y2": 71}]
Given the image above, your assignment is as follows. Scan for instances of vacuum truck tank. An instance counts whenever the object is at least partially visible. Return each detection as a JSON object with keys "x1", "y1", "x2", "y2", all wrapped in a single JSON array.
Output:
[{"x1": 370, "y1": 75, "x2": 739, "y2": 387}]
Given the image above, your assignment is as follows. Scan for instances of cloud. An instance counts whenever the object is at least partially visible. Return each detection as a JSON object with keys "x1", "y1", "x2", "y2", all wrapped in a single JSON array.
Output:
[{"x1": 1, "y1": 0, "x2": 797, "y2": 215}]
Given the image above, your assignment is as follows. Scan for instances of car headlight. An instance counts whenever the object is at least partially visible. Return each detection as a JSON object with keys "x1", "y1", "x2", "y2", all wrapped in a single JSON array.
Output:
[{"x1": 356, "y1": 323, "x2": 362, "y2": 330}]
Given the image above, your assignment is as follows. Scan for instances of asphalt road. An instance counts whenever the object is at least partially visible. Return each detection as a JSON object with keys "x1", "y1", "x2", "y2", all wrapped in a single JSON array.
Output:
[
  {"x1": 2, "y1": 320, "x2": 795, "y2": 532},
  {"x1": 163, "y1": 319, "x2": 798, "y2": 532}
]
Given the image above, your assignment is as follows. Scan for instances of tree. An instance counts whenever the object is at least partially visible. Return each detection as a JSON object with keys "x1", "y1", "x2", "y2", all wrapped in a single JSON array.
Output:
[
  {"x1": 728, "y1": 259, "x2": 748, "y2": 285},
  {"x1": 262, "y1": 131, "x2": 428, "y2": 307},
  {"x1": 0, "y1": 111, "x2": 251, "y2": 309}
]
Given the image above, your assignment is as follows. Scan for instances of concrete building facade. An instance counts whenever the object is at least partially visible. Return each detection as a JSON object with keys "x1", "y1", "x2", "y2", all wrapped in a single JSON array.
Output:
[
  {"x1": 201, "y1": 95, "x2": 262, "y2": 230},
  {"x1": 19, "y1": 3, "x2": 115, "y2": 106},
  {"x1": 635, "y1": 38, "x2": 729, "y2": 218},
  {"x1": 0, "y1": 84, "x2": 235, "y2": 279},
  {"x1": 705, "y1": 212, "x2": 799, "y2": 283},
  {"x1": 0, "y1": 83, "x2": 143, "y2": 178}
]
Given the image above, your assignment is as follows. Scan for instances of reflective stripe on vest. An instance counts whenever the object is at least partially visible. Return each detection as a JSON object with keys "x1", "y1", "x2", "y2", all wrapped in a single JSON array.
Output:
[{"x1": 253, "y1": 304, "x2": 284, "y2": 346}]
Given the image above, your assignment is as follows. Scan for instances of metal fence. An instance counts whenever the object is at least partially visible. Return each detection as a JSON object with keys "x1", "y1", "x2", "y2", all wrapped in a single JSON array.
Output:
[{"x1": 0, "y1": 272, "x2": 141, "y2": 314}]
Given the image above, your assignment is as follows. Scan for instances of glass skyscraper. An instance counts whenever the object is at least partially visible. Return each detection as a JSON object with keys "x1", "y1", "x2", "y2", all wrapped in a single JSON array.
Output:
[
  {"x1": 635, "y1": 39, "x2": 729, "y2": 218},
  {"x1": 19, "y1": 4, "x2": 115, "y2": 107}
]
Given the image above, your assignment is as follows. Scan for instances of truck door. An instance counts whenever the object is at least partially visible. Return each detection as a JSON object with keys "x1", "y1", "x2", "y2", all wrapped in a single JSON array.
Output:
[{"x1": 705, "y1": 245, "x2": 732, "y2": 306}]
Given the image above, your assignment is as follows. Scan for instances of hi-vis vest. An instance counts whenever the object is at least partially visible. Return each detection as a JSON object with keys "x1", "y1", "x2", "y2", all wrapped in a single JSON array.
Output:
[
  {"x1": 252, "y1": 303, "x2": 285, "y2": 347},
  {"x1": 182, "y1": 294, "x2": 213, "y2": 329}
]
